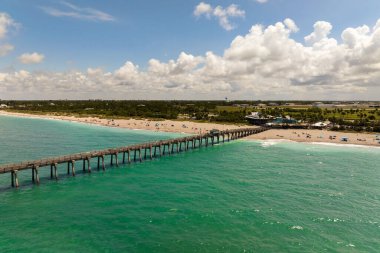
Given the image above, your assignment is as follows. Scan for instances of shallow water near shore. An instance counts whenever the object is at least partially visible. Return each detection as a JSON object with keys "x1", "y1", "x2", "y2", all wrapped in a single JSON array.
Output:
[
  {"x1": 1, "y1": 115, "x2": 380, "y2": 252},
  {"x1": 0, "y1": 115, "x2": 184, "y2": 164}
]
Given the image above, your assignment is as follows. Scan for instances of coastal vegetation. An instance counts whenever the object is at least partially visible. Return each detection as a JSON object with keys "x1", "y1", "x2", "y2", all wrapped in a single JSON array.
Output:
[{"x1": 1, "y1": 100, "x2": 380, "y2": 132}]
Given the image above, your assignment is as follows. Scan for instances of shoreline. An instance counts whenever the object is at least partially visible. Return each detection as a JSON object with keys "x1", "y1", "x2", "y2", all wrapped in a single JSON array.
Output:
[
  {"x1": 245, "y1": 129, "x2": 380, "y2": 147},
  {"x1": 0, "y1": 110, "x2": 252, "y2": 135},
  {"x1": 247, "y1": 138, "x2": 380, "y2": 149},
  {"x1": 1, "y1": 110, "x2": 379, "y2": 147}
]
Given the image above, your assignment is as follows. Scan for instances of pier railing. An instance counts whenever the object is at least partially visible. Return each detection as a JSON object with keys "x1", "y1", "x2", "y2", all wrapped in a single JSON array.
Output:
[{"x1": 0, "y1": 127, "x2": 267, "y2": 188}]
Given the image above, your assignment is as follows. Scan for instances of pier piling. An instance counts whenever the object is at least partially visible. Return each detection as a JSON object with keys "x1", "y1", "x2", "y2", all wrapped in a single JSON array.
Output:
[
  {"x1": 87, "y1": 158, "x2": 91, "y2": 173},
  {"x1": 101, "y1": 156, "x2": 105, "y2": 170},
  {"x1": 11, "y1": 170, "x2": 19, "y2": 188},
  {"x1": 115, "y1": 153, "x2": 119, "y2": 167},
  {"x1": 52, "y1": 163, "x2": 58, "y2": 180},
  {"x1": 32, "y1": 166, "x2": 40, "y2": 184},
  {"x1": 127, "y1": 150, "x2": 131, "y2": 164},
  {"x1": 71, "y1": 160, "x2": 76, "y2": 176},
  {"x1": 35, "y1": 166, "x2": 40, "y2": 184}
]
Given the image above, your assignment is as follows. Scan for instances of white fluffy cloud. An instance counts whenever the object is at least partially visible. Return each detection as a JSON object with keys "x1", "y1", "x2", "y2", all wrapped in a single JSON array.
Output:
[
  {"x1": 2, "y1": 18, "x2": 380, "y2": 100},
  {"x1": 0, "y1": 12, "x2": 15, "y2": 39},
  {"x1": 284, "y1": 18, "x2": 299, "y2": 32},
  {"x1": 194, "y1": 2, "x2": 213, "y2": 17},
  {"x1": 304, "y1": 21, "x2": 333, "y2": 44},
  {"x1": 256, "y1": 0, "x2": 268, "y2": 3},
  {"x1": 18, "y1": 52, "x2": 45, "y2": 64},
  {"x1": 0, "y1": 12, "x2": 16, "y2": 56},
  {"x1": 194, "y1": 2, "x2": 245, "y2": 31}
]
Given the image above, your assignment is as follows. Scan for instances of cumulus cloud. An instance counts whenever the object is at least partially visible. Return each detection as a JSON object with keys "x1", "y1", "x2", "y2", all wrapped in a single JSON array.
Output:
[
  {"x1": 87, "y1": 67, "x2": 104, "y2": 76},
  {"x1": 256, "y1": 0, "x2": 268, "y2": 3},
  {"x1": 18, "y1": 52, "x2": 45, "y2": 64},
  {"x1": 304, "y1": 21, "x2": 332, "y2": 44},
  {"x1": 194, "y1": 2, "x2": 213, "y2": 17},
  {"x1": 284, "y1": 18, "x2": 299, "y2": 32},
  {"x1": 2, "y1": 18, "x2": 380, "y2": 100},
  {"x1": 41, "y1": 1, "x2": 115, "y2": 22},
  {"x1": 0, "y1": 12, "x2": 16, "y2": 56},
  {"x1": 194, "y1": 2, "x2": 245, "y2": 31}
]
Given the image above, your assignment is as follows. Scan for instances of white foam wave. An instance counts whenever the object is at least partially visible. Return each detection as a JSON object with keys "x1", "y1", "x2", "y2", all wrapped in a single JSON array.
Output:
[
  {"x1": 290, "y1": 225, "x2": 303, "y2": 230},
  {"x1": 310, "y1": 142, "x2": 380, "y2": 149},
  {"x1": 259, "y1": 139, "x2": 296, "y2": 147},
  {"x1": 250, "y1": 138, "x2": 380, "y2": 150}
]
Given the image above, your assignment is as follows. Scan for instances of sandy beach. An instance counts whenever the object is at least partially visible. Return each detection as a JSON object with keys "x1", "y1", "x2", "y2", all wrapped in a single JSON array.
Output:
[
  {"x1": 0, "y1": 110, "x2": 251, "y2": 135},
  {"x1": 246, "y1": 129, "x2": 380, "y2": 147},
  {"x1": 1, "y1": 110, "x2": 379, "y2": 147}
]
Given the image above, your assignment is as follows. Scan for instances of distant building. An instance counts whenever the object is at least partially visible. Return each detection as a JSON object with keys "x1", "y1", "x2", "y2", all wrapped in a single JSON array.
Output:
[
  {"x1": 177, "y1": 114, "x2": 191, "y2": 119},
  {"x1": 0, "y1": 104, "x2": 8, "y2": 109},
  {"x1": 245, "y1": 112, "x2": 272, "y2": 125},
  {"x1": 311, "y1": 121, "x2": 332, "y2": 129},
  {"x1": 269, "y1": 117, "x2": 297, "y2": 125}
]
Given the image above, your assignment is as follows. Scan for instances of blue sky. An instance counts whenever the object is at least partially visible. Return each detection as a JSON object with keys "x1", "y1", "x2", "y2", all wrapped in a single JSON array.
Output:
[
  {"x1": 1, "y1": 0, "x2": 380, "y2": 99},
  {"x1": 2, "y1": 0, "x2": 379, "y2": 71}
]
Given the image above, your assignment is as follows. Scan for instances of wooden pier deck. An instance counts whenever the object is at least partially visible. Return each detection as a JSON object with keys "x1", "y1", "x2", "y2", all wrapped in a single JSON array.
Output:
[{"x1": 0, "y1": 127, "x2": 267, "y2": 188}]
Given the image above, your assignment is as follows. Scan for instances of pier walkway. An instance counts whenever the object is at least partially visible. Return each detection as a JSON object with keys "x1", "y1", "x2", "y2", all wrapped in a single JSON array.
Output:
[{"x1": 0, "y1": 127, "x2": 267, "y2": 188}]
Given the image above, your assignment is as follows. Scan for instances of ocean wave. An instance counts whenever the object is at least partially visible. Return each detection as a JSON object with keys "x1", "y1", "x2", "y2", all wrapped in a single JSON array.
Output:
[
  {"x1": 258, "y1": 139, "x2": 296, "y2": 147},
  {"x1": 248, "y1": 138, "x2": 380, "y2": 150},
  {"x1": 310, "y1": 142, "x2": 380, "y2": 149}
]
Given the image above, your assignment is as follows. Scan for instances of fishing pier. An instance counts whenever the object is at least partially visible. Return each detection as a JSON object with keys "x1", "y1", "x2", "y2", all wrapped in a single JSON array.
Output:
[{"x1": 0, "y1": 127, "x2": 267, "y2": 188}]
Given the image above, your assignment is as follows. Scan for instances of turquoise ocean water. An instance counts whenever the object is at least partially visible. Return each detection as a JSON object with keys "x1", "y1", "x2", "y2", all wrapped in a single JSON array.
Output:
[{"x1": 0, "y1": 115, "x2": 379, "y2": 252}]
